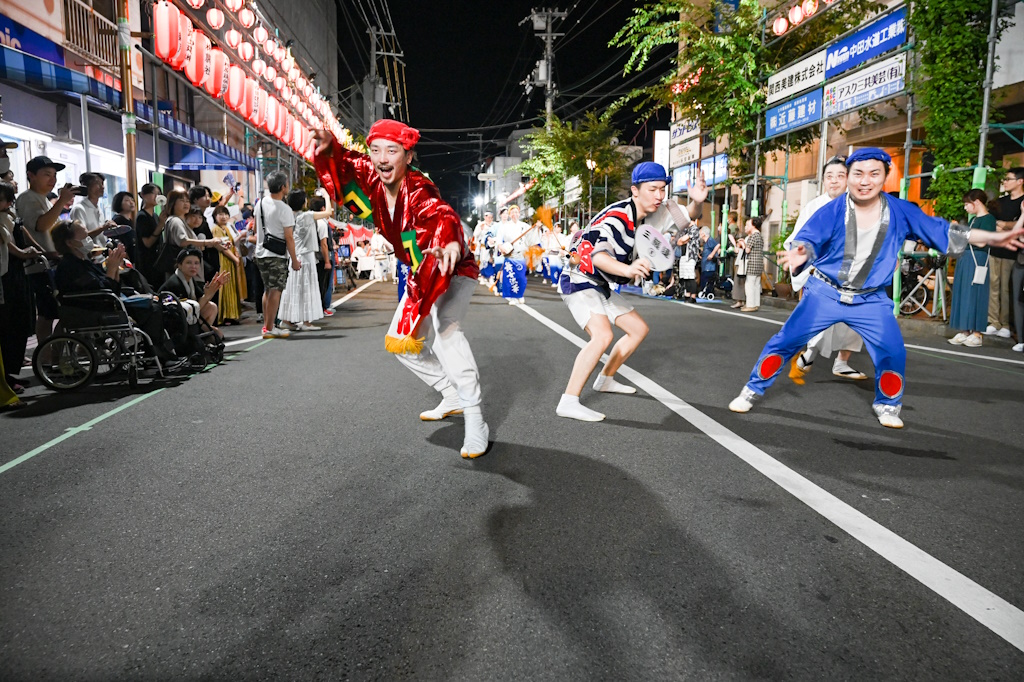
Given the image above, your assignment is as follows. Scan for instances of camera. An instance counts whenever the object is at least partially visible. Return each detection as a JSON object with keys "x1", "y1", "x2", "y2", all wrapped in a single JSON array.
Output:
[{"x1": 71, "y1": 185, "x2": 89, "y2": 196}]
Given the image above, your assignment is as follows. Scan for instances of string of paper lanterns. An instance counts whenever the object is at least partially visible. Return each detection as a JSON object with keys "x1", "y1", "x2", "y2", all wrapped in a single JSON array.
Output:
[{"x1": 152, "y1": 0, "x2": 341, "y2": 157}]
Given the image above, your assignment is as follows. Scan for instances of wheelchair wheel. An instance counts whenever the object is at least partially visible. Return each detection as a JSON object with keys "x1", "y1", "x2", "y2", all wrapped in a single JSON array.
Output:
[
  {"x1": 33, "y1": 335, "x2": 98, "y2": 391},
  {"x1": 899, "y1": 286, "x2": 927, "y2": 315},
  {"x1": 91, "y1": 333, "x2": 127, "y2": 378}
]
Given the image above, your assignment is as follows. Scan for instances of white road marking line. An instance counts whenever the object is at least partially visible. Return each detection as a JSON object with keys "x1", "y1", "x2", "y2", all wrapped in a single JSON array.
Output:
[
  {"x1": 330, "y1": 278, "x2": 379, "y2": 309},
  {"x1": 659, "y1": 297, "x2": 1024, "y2": 367},
  {"x1": 516, "y1": 302, "x2": 1024, "y2": 653},
  {"x1": 223, "y1": 280, "x2": 378, "y2": 347}
]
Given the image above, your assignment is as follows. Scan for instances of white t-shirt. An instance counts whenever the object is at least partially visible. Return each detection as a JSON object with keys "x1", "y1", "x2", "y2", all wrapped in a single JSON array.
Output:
[
  {"x1": 15, "y1": 189, "x2": 54, "y2": 252},
  {"x1": 498, "y1": 220, "x2": 533, "y2": 258},
  {"x1": 369, "y1": 231, "x2": 391, "y2": 256},
  {"x1": 0, "y1": 213, "x2": 13, "y2": 278},
  {"x1": 254, "y1": 196, "x2": 295, "y2": 259},
  {"x1": 846, "y1": 219, "x2": 882, "y2": 285},
  {"x1": 293, "y1": 211, "x2": 319, "y2": 255},
  {"x1": 69, "y1": 198, "x2": 110, "y2": 246}
]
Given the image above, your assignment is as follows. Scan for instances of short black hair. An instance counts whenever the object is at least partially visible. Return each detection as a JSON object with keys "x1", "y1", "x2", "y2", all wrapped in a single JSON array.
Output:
[
  {"x1": 309, "y1": 196, "x2": 326, "y2": 211},
  {"x1": 140, "y1": 182, "x2": 160, "y2": 196},
  {"x1": 749, "y1": 215, "x2": 764, "y2": 230},
  {"x1": 176, "y1": 246, "x2": 203, "y2": 264},
  {"x1": 185, "y1": 207, "x2": 204, "y2": 221},
  {"x1": 1006, "y1": 167, "x2": 1024, "y2": 180},
  {"x1": 287, "y1": 188, "x2": 307, "y2": 211},
  {"x1": 211, "y1": 205, "x2": 230, "y2": 220},
  {"x1": 111, "y1": 191, "x2": 133, "y2": 213},
  {"x1": 188, "y1": 185, "x2": 211, "y2": 203},
  {"x1": 266, "y1": 171, "x2": 288, "y2": 194},
  {"x1": 79, "y1": 172, "x2": 103, "y2": 188},
  {"x1": 0, "y1": 170, "x2": 14, "y2": 181},
  {"x1": 823, "y1": 155, "x2": 847, "y2": 173},
  {"x1": 0, "y1": 181, "x2": 15, "y2": 204}
]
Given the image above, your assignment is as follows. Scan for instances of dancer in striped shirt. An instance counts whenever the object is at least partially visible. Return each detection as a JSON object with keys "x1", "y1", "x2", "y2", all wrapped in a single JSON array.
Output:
[{"x1": 556, "y1": 162, "x2": 706, "y2": 421}]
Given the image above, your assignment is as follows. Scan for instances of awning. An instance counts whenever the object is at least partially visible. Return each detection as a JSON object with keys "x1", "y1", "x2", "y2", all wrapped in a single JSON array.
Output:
[
  {"x1": 167, "y1": 144, "x2": 251, "y2": 171},
  {"x1": 0, "y1": 44, "x2": 258, "y2": 169}
]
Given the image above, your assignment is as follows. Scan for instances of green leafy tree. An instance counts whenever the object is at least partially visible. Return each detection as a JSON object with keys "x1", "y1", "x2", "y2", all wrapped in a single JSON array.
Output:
[
  {"x1": 911, "y1": 0, "x2": 1010, "y2": 219},
  {"x1": 511, "y1": 111, "x2": 630, "y2": 210},
  {"x1": 611, "y1": 0, "x2": 884, "y2": 176}
]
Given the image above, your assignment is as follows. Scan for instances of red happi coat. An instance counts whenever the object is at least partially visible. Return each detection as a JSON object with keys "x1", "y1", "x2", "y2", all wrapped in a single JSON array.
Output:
[{"x1": 314, "y1": 138, "x2": 478, "y2": 352}]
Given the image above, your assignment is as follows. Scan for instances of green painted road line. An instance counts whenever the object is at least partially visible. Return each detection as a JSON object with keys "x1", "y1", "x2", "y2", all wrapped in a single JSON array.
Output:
[{"x1": 0, "y1": 388, "x2": 166, "y2": 476}]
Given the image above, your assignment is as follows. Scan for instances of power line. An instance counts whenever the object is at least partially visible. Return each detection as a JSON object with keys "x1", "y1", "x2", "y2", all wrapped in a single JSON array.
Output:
[{"x1": 554, "y1": 0, "x2": 624, "y2": 53}]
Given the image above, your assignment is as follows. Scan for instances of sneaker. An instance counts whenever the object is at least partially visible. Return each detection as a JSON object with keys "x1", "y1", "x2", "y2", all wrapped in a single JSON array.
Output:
[
  {"x1": 962, "y1": 334, "x2": 982, "y2": 348},
  {"x1": 296, "y1": 323, "x2": 321, "y2": 331},
  {"x1": 256, "y1": 313, "x2": 264, "y2": 323},
  {"x1": 996, "y1": 327, "x2": 1012, "y2": 338},
  {"x1": 323, "y1": 309, "x2": 335, "y2": 317},
  {"x1": 262, "y1": 327, "x2": 290, "y2": 339},
  {"x1": 556, "y1": 394, "x2": 605, "y2": 422},
  {"x1": 593, "y1": 373, "x2": 636, "y2": 394},
  {"x1": 983, "y1": 325, "x2": 998, "y2": 335},
  {"x1": 948, "y1": 332, "x2": 969, "y2": 345},
  {"x1": 728, "y1": 387, "x2": 759, "y2": 413},
  {"x1": 1013, "y1": 342, "x2": 1023, "y2": 352}
]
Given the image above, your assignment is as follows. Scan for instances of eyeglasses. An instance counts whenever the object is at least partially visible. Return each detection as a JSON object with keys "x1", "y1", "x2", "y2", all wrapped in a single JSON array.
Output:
[{"x1": 1004, "y1": 176, "x2": 1019, "y2": 182}]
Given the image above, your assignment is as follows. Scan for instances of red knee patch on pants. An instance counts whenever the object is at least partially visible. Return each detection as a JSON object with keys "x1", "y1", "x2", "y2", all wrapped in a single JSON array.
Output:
[
  {"x1": 879, "y1": 370, "x2": 904, "y2": 399},
  {"x1": 757, "y1": 354, "x2": 784, "y2": 380}
]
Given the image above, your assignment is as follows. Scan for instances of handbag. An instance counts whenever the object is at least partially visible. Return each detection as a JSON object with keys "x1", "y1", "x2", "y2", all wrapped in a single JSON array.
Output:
[
  {"x1": 969, "y1": 245, "x2": 988, "y2": 285},
  {"x1": 259, "y1": 200, "x2": 288, "y2": 256},
  {"x1": 153, "y1": 220, "x2": 180, "y2": 274}
]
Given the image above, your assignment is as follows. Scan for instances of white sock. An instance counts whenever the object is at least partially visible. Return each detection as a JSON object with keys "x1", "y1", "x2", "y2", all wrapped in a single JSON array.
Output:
[
  {"x1": 556, "y1": 394, "x2": 605, "y2": 421},
  {"x1": 593, "y1": 373, "x2": 637, "y2": 394}
]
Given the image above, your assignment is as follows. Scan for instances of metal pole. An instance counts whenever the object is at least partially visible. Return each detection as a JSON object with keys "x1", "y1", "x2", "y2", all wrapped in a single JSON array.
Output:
[
  {"x1": 817, "y1": 119, "x2": 828, "y2": 183},
  {"x1": 79, "y1": 93, "x2": 92, "y2": 172},
  {"x1": 150, "y1": 60, "x2": 159, "y2": 178},
  {"x1": 117, "y1": 0, "x2": 137, "y2": 199},
  {"x1": 902, "y1": 93, "x2": 914, "y2": 200},
  {"x1": 545, "y1": 12, "x2": 554, "y2": 131},
  {"x1": 752, "y1": 121, "x2": 761, "y2": 217},
  {"x1": 977, "y1": 0, "x2": 999, "y2": 171}
]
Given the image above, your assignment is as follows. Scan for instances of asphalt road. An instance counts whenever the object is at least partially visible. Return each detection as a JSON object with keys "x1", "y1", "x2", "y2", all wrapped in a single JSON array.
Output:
[{"x1": 1, "y1": 277, "x2": 1022, "y2": 680}]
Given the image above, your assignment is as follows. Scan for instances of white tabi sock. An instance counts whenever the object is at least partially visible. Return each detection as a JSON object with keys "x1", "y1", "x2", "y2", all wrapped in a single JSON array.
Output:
[
  {"x1": 556, "y1": 394, "x2": 605, "y2": 422},
  {"x1": 593, "y1": 373, "x2": 637, "y2": 394}
]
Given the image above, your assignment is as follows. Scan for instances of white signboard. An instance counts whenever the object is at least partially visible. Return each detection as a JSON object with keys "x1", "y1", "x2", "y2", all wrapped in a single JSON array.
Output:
[
  {"x1": 670, "y1": 118, "x2": 700, "y2": 145},
  {"x1": 767, "y1": 51, "x2": 825, "y2": 105},
  {"x1": 564, "y1": 175, "x2": 582, "y2": 204},
  {"x1": 823, "y1": 52, "x2": 906, "y2": 118},
  {"x1": 670, "y1": 137, "x2": 701, "y2": 169},
  {"x1": 654, "y1": 130, "x2": 670, "y2": 171}
]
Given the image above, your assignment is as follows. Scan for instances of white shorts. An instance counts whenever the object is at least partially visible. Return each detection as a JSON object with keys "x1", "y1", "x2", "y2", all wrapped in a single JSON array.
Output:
[{"x1": 561, "y1": 288, "x2": 634, "y2": 330}]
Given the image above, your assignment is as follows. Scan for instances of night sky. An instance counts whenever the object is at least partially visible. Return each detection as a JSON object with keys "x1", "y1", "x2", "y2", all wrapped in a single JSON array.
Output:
[{"x1": 337, "y1": 0, "x2": 674, "y2": 206}]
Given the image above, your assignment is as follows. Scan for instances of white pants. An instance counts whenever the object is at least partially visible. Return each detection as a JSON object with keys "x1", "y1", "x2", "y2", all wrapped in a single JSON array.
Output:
[
  {"x1": 744, "y1": 272, "x2": 761, "y2": 308},
  {"x1": 807, "y1": 322, "x2": 864, "y2": 358},
  {"x1": 389, "y1": 275, "x2": 481, "y2": 408}
]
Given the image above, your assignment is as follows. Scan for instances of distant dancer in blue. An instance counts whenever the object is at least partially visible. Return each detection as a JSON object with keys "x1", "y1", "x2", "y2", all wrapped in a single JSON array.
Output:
[{"x1": 728, "y1": 149, "x2": 1024, "y2": 428}]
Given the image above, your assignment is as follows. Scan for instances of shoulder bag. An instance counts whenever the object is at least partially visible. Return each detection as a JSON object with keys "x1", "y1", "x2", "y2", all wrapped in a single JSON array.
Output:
[{"x1": 260, "y1": 199, "x2": 288, "y2": 256}]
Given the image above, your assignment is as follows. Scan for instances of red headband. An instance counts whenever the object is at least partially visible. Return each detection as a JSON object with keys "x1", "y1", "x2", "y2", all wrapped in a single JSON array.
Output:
[{"x1": 366, "y1": 120, "x2": 420, "y2": 150}]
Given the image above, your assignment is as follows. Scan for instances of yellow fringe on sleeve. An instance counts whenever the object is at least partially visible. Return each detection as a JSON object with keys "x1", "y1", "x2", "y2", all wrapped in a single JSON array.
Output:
[{"x1": 384, "y1": 334, "x2": 425, "y2": 355}]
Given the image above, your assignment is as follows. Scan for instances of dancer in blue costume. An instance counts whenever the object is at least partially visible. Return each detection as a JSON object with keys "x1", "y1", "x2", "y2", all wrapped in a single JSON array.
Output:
[{"x1": 728, "y1": 149, "x2": 1024, "y2": 428}]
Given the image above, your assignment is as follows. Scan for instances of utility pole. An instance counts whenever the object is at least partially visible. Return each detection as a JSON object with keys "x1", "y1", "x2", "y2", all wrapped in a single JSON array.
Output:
[
  {"x1": 521, "y1": 8, "x2": 566, "y2": 131},
  {"x1": 117, "y1": 0, "x2": 137, "y2": 201}
]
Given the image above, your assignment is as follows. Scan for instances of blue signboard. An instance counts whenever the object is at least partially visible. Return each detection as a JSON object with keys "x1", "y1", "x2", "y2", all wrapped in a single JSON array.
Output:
[
  {"x1": 0, "y1": 15, "x2": 65, "y2": 66},
  {"x1": 825, "y1": 7, "x2": 907, "y2": 80},
  {"x1": 765, "y1": 88, "x2": 822, "y2": 138},
  {"x1": 673, "y1": 153, "x2": 729, "y2": 189}
]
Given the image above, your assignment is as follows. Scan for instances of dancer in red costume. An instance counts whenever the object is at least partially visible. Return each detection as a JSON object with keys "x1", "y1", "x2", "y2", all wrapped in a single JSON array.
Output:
[{"x1": 313, "y1": 121, "x2": 488, "y2": 458}]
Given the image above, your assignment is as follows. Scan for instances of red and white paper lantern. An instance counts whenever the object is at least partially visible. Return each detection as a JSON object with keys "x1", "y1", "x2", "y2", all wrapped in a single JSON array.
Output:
[
  {"x1": 206, "y1": 8, "x2": 224, "y2": 30},
  {"x1": 153, "y1": 1, "x2": 180, "y2": 62},
  {"x1": 204, "y1": 48, "x2": 229, "y2": 97},
  {"x1": 226, "y1": 67, "x2": 246, "y2": 111},
  {"x1": 184, "y1": 31, "x2": 211, "y2": 88}
]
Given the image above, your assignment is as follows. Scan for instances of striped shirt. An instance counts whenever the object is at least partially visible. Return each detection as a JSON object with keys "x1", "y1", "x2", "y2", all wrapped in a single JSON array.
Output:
[{"x1": 560, "y1": 198, "x2": 637, "y2": 297}]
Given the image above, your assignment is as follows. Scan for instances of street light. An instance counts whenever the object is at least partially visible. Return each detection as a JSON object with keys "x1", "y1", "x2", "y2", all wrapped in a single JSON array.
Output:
[
  {"x1": 474, "y1": 195, "x2": 484, "y2": 207},
  {"x1": 585, "y1": 158, "x2": 598, "y2": 220}
]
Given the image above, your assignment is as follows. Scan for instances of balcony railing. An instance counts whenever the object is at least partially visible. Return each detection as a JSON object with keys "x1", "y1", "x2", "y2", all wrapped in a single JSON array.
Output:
[{"x1": 62, "y1": 0, "x2": 118, "y2": 71}]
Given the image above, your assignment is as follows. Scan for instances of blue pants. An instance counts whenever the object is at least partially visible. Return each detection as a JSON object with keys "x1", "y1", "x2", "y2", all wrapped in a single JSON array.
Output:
[
  {"x1": 745, "y1": 276, "x2": 906, "y2": 407},
  {"x1": 501, "y1": 258, "x2": 527, "y2": 299}
]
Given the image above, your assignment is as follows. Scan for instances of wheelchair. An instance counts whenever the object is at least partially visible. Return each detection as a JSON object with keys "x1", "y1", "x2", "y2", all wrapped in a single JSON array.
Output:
[{"x1": 32, "y1": 290, "x2": 225, "y2": 391}]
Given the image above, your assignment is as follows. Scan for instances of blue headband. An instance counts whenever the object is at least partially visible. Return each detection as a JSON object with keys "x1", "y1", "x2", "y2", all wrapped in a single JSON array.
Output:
[
  {"x1": 631, "y1": 161, "x2": 671, "y2": 186},
  {"x1": 846, "y1": 147, "x2": 892, "y2": 167}
]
